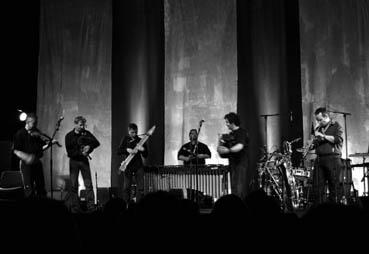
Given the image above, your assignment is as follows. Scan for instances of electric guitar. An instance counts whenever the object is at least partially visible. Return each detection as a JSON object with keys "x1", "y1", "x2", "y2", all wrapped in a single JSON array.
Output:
[{"x1": 119, "y1": 125, "x2": 156, "y2": 173}]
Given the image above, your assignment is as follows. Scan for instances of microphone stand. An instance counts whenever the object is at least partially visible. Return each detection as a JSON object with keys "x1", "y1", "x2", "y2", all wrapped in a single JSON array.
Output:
[
  {"x1": 194, "y1": 121, "x2": 204, "y2": 204},
  {"x1": 95, "y1": 172, "x2": 98, "y2": 210},
  {"x1": 260, "y1": 114, "x2": 280, "y2": 153},
  {"x1": 47, "y1": 119, "x2": 62, "y2": 199}
]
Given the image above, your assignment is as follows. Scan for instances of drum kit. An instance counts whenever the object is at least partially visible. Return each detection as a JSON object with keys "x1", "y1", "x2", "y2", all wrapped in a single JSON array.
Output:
[
  {"x1": 258, "y1": 137, "x2": 369, "y2": 210},
  {"x1": 257, "y1": 138, "x2": 313, "y2": 211}
]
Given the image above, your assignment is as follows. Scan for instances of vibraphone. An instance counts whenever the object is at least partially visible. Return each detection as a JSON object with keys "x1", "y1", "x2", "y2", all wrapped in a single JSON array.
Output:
[{"x1": 144, "y1": 164, "x2": 231, "y2": 200}]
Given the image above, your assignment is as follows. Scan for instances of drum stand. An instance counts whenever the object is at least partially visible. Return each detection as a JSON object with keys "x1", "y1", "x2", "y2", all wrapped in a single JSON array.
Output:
[{"x1": 361, "y1": 157, "x2": 368, "y2": 196}]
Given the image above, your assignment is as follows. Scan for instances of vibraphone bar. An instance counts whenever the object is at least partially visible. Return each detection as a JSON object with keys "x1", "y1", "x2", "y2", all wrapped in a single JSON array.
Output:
[{"x1": 144, "y1": 164, "x2": 231, "y2": 200}]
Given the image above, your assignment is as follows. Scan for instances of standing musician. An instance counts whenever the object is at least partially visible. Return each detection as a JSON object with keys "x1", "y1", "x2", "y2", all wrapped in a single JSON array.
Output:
[
  {"x1": 65, "y1": 116, "x2": 100, "y2": 213},
  {"x1": 311, "y1": 107, "x2": 343, "y2": 204},
  {"x1": 178, "y1": 129, "x2": 211, "y2": 165},
  {"x1": 117, "y1": 123, "x2": 148, "y2": 203},
  {"x1": 13, "y1": 113, "x2": 49, "y2": 198},
  {"x1": 217, "y1": 112, "x2": 249, "y2": 198}
]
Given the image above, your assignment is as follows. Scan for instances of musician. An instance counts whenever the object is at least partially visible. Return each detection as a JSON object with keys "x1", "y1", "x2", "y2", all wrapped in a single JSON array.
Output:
[
  {"x1": 118, "y1": 123, "x2": 148, "y2": 203},
  {"x1": 65, "y1": 116, "x2": 100, "y2": 213},
  {"x1": 217, "y1": 112, "x2": 249, "y2": 198},
  {"x1": 13, "y1": 113, "x2": 47, "y2": 198},
  {"x1": 312, "y1": 107, "x2": 343, "y2": 204},
  {"x1": 178, "y1": 129, "x2": 211, "y2": 165}
]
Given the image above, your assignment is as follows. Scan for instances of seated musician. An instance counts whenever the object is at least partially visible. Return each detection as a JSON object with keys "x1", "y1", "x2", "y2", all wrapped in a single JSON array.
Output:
[
  {"x1": 178, "y1": 129, "x2": 211, "y2": 166},
  {"x1": 65, "y1": 116, "x2": 100, "y2": 213}
]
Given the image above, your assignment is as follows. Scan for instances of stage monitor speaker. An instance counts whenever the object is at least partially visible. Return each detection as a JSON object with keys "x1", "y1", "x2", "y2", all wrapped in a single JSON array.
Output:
[
  {"x1": 0, "y1": 170, "x2": 24, "y2": 200},
  {"x1": 0, "y1": 170, "x2": 23, "y2": 188}
]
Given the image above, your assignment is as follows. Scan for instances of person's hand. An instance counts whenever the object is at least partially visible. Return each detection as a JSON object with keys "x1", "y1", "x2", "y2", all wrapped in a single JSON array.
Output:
[
  {"x1": 127, "y1": 148, "x2": 137, "y2": 154},
  {"x1": 217, "y1": 146, "x2": 230, "y2": 155},
  {"x1": 82, "y1": 145, "x2": 91, "y2": 155},
  {"x1": 314, "y1": 131, "x2": 325, "y2": 140},
  {"x1": 187, "y1": 154, "x2": 195, "y2": 161},
  {"x1": 137, "y1": 146, "x2": 145, "y2": 152}
]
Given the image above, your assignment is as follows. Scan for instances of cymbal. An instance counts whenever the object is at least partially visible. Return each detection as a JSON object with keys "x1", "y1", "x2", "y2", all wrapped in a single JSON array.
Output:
[
  {"x1": 349, "y1": 153, "x2": 369, "y2": 158},
  {"x1": 296, "y1": 148, "x2": 315, "y2": 154}
]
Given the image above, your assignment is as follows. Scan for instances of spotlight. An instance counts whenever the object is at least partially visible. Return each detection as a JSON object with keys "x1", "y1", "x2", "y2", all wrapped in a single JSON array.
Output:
[{"x1": 18, "y1": 109, "x2": 27, "y2": 121}]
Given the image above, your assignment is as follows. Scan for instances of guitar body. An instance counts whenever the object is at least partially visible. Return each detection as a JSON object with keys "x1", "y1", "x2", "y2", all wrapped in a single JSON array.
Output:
[{"x1": 14, "y1": 150, "x2": 36, "y2": 165}]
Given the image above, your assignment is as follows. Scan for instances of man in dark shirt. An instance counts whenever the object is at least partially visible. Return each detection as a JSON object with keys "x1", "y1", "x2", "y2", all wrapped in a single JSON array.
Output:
[
  {"x1": 118, "y1": 123, "x2": 148, "y2": 203},
  {"x1": 312, "y1": 107, "x2": 343, "y2": 204},
  {"x1": 13, "y1": 113, "x2": 47, "y2": 198},
  {"x1": 178, "y1": 129, "x2": 211, "y2": 166},
  {"x1": 217, "y1": 112, "x2": 249, "y2": 198},
  {"x1": 65, "y1": 116, "x2": 100, "y2": 213}
]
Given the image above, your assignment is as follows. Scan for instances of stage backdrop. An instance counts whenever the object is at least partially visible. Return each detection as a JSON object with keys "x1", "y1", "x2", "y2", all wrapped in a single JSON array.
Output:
[
  {"x1": 37, "y1": 0, "x2": 112, "y2": 196},
  {"x1": 164, "y1": 0, "x2": 237, "y2": 165},
  {"x1": 299, "y1": 0, "x2": 369, "y2": 195},
  {"x1": 237, "y1": 0, "x2": 303, "y2": 196}
]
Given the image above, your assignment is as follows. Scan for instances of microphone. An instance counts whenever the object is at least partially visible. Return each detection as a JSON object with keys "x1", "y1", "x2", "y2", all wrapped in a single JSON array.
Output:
[
  {"x1": 57, "y1": 116, "x2": 64, "y2": 123},
  {"x1": 56, "y1": 116, "x2": 64, "y2": 127},
  {"x1": 200, "y1": 119, "x2": 205, "y2": 123}
]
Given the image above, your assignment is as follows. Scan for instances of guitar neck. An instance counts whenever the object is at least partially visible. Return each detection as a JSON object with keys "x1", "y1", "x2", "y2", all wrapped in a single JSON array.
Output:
[{"x1": 135, "y1": 135, "x2": 149, "y2": 148}]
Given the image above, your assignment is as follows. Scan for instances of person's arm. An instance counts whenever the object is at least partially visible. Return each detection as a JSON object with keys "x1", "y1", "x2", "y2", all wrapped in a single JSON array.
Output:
[
  {"x1": 13, "y1": 131, "x2": 24, "y2": 153},
  {"x1": 196, "y1": 143, "x2": 211, "y2": 159},
  {"x1": 86, "y1": 131, "x2": 100, "y2": 149},
  {"x1": 140, "y1": 142, "x2": 148, "y2": 158},
  {"x1": 218, "y1": 130, "x2": 247, "y2": 155},
  {"x1": 136, "y1": 140, "x2": 148, "y2": 158},
  {"x1": 217, "y1": 143, "x2": 244, "y2": 155},
  {"x1": 315, "y1": 123, "x2": 343, "y2": 144},
  {"x1": 118, "y1": 136, "x2": 129, "y2": 156},
  {"x1": 178, "y1": 145, "x2": 192, "y2": 162},
  {"x1": 326, "y1": 123, "x2": 343, "y2": 144}
]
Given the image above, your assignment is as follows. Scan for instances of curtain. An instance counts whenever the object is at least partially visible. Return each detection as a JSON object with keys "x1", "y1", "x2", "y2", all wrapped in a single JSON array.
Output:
[
  {"x1": 111, "y1": 0, "x2": 164, "y2": 189},
  {"x1": 164, "y1": 0, "x2": 238, "y2": 166},
  {"x1": 37, "y1": 0, "x2": 112, "y2": 192},
  {"x1": 299, "y1": 0, "x2": 369, "y2": 195}
]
